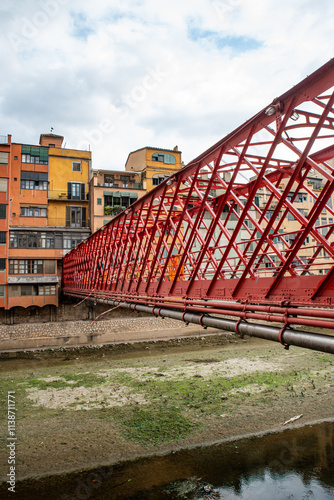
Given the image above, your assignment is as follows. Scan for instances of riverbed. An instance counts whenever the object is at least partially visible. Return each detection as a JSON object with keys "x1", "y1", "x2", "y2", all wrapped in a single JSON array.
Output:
[{"x1": 0, "y1": 332, "x2": 333, "y2": 497}]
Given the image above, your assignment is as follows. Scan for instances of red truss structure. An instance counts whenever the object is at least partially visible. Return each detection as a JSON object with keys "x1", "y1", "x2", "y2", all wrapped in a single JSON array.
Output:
[{"x1": 63, "y1": 59, "x2": 334, "y2": 336}]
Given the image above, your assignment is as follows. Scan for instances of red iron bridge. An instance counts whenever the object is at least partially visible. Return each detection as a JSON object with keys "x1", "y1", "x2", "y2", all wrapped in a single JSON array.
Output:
[{"x1": 63, "y1": 59, "x2": 334, "y2": 354}]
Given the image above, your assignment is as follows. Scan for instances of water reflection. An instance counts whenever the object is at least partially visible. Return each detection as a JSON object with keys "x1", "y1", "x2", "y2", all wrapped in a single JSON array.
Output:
[
  {"x1": 109, "y1": 421, "x2": 334, "y2": 500},
  {"x1": 1, "y1": 420, "x2": 333, "y2": 499}
]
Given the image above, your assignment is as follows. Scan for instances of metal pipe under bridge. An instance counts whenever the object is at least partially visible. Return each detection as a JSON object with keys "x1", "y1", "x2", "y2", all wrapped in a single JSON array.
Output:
[{"x1": 63, "y1": 59, "x2": 334, "y2": 354}]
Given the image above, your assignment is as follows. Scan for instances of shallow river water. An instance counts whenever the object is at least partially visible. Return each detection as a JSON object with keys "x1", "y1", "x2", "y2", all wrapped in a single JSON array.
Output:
[{"x1": 1, "y1": 420, "x2": 334, "y2": 499}]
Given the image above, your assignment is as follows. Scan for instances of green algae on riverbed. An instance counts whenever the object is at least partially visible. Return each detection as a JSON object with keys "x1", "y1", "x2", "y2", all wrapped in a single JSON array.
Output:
[{"x1": 0, "y1": 338, "x2": 333, "y2": 482}]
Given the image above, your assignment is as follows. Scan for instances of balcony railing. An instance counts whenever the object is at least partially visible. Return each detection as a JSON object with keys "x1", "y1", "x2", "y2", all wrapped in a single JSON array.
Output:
[
  {"x1": 48, "y1": 189, "x2": 88, "y2": 201},
  {"x1": 96, "y1": 182, "x2": 144, "y2": 190},
  {"x1": 104, "y1": 206, "x2": 123, "y2": 216}
]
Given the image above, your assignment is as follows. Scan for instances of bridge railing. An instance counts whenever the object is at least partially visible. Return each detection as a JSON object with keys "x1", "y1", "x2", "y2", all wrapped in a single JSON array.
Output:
[{"x1": 62, "y1": 59, "x2": 334, "y2": 333}]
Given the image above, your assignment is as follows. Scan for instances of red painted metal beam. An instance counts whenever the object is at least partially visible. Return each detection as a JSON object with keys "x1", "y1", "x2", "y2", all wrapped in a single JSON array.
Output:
[{"x1": 62, "y1": 59, "x2": 334, "y2": 331}]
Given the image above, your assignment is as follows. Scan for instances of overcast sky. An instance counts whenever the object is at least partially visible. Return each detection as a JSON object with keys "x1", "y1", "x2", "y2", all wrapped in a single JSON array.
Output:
[{"x1": 1, "y1": 0, "x2": 333, "y2": 170}]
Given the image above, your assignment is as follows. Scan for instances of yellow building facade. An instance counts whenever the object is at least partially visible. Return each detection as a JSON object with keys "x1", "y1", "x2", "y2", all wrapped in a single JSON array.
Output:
[
  {"x1": 40, "y1": 133, "x2": 91, "y2": 253},
  {"x1": 47, "y1": 147, "x2": 91, "y2": 229},
  {"x1": 125, "y1": 146, "x2": 182, "y2": 191}
]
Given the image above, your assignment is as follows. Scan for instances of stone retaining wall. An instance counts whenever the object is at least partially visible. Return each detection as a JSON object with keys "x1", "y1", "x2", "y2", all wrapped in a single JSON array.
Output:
[{"x1": 0, "y1": 315, "x2": 184, "y2": 351}]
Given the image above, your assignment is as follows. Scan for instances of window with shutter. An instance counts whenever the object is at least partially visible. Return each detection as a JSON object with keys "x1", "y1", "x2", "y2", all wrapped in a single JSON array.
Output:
[
  {"x1": 0, "y1": 178, "x2": 7, "y2": 192},
  {"x1": 152, "y1": 153, "x2": 176, "y2": 164},
  {"x1": 0, "y1": 152, "x2": 8, "y2": 164},
  {"x1": 21, "y1": 285, "x2": 32, "y2": 296},
  {"x1": 0, "y1": 205, "x2": 6, "y2": 219},
  {"x1": 70, "y1": 207, "x2": 82, "y2": 228},
  {"x1": 66, "y1": 206, "x2": 71, "y2": 227},
  {"x1": 82, "y1": 207, "x2": 87, "y2": 227},
  {"x1": 68, "y1": 182, "x2": 84, "y2": 200},
  {"x1": 45, "y1": 260, "x2": 55, "y2": 274}
]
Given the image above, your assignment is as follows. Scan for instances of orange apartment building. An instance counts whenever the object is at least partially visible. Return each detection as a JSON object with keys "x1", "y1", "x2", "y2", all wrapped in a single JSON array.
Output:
[
  {"x1": 0, "y1": 132, "x2": 91, "y2": 320},
  {"x1": 0, "y1": 134, "x2": 10, "y2": 310},
  {"x1": 255, "y1": 160, "x2": 334, "y2": 276}
]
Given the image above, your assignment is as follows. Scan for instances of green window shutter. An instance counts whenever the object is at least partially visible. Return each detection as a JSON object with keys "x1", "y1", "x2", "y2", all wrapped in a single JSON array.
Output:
[
  {"x1": 21, "y1": 146, "x2": 48, "y2": 160},
  {"x1": 31, "y1": 147, "x2": 40, "y2": 156},
  {"x1": 97, "y1": 198, "x2": 102, "y2": 205},
  {"x1": 39, "y1": 149, "x2": 49, "y2": 161},
  {"x1": 164, "y1": 154, "x2": 176, "y2": 165}
]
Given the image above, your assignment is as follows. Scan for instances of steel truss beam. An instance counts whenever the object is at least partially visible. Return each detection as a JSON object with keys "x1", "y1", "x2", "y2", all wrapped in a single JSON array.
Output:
[
  {"x1": 66, "y1": 294, "x2": 334, "y2": 354},
  {"x1": 63, "y1": 60, "x2": 334, "y2": 337}
]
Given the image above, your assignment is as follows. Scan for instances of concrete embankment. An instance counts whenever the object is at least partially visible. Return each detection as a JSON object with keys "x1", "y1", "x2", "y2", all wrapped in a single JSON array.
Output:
[{"x1": 0, "y1": 314, "x2": 227, "y2": 351}]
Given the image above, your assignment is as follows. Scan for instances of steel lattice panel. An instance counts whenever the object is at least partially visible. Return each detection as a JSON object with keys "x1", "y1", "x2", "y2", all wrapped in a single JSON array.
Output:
[{"x1": 63, "y1": 59, "x2": 334, "y2": 329}]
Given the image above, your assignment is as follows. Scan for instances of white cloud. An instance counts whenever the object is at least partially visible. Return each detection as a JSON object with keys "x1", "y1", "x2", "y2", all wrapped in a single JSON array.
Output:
[{"x1": 0, "y1": 0, "x2": 333, "y2": 168}]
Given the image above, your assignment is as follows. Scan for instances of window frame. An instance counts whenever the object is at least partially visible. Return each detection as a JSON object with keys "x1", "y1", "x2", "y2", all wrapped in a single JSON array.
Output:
[
  {"x1": 0, "y1": 204, "x2": 6, "y2": 219},
  {"x1": 72, "y1": 162, "x2": 82, "y2": 172},
  {"x1": 20, "y1": 206, "x2": 47, "y2": 217}
]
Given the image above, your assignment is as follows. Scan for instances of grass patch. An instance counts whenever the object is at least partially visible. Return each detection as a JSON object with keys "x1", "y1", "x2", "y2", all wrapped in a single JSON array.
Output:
[
  {"x1": 25, "y1": 373, "x2": 106, "y2": 390},
  {"x1": 317, "y1": 355, "x2": 333, "y2": 364},
  {"x1": 111, "y1": 405, "x2": 200, "y2": 446},
  {"x1": 109, "y1": 369, "x2": 306, "y2": 416}
]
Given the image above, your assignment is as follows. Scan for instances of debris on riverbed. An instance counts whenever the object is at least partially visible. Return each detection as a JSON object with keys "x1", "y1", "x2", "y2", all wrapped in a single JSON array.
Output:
[
  {"x1": 282, "y1": 414, "x2": 303, "y2": 426},
  {"x1": 164, "y1": 477, "x2": 218, "y2": 498}
]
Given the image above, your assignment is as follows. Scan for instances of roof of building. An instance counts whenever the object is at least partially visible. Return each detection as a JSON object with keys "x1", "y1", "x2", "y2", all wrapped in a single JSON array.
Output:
[
  {"x1": 39, "y1": 133, "x2": 64, "y2": 140},
  {"x1": 125, "y1": 146, "x2": 182, "y2": 165},
  {"x1": 12, "y1": 142, "x2": 49, "y2": 148}
]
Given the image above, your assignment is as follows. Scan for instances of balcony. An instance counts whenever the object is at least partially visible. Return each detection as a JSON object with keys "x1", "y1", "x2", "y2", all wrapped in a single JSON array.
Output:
[
  {"x1": 259, "y1": 199, "x2": 279, "y2": 210},
  {"x1": 104, "y1": 206, "x2": 123, "y2": 216},
  {"x1": 48, "y1": 189, "x2": 88, "y2": 201},
  {"x1": 48, "y1": 189, "x2": 68, "y2": 200},
  {"x1": 97, "y1": 182, "x2": 144, "y2": 190},
  {"x1": 98, "y1": 182, "x2": 119, "y2": 188}
]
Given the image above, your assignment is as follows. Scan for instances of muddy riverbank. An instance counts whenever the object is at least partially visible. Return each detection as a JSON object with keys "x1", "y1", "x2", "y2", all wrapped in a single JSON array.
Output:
[
  {"x1": 3, "y1": 419, "x2": 334, "y2": 499},
  {"x1": 0, "y1": 329, "x2": 333, "y2": 486}
]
